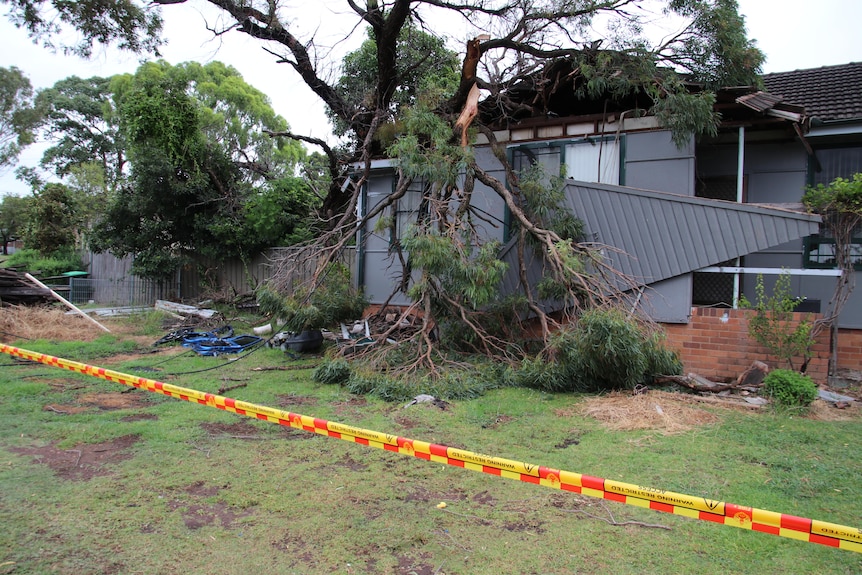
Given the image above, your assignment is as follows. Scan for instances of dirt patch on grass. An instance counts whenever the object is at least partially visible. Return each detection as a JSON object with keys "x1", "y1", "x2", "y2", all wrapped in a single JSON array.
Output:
[
  {"x1": 397, "y1": 553, "x2": 436, "y2": 575},
  {"x1": 574, "y1": 390, "x2": 720, "y2": 434},
  {"x1": 201, "y1": 420, "x2": 262, "y2": 439},
  {"x1": 276, "y1": 393, "x2": 319, "y2": 408},
  {"x1": 166, "y1": 495, "x2": 251, "y2": 530},
  {"x1": 44, "y1": 391, "x2": 150, "y2": 414},
  {"x1": 10, "y1": 434, "x2": 140, "y2": 481}
]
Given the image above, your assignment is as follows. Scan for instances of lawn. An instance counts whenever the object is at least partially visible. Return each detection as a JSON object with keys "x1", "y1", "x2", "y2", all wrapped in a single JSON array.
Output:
[{"x1": 0, "y1": 308, "x2": 860, "y2": 574}]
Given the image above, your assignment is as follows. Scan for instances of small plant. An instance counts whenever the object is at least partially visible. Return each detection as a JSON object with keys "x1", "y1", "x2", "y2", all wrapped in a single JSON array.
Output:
[
  {"x1": 313, "y1": 358, "x2": 352, "y2": 385},
  {"x1": 739, "y1": 272, "x2": 814, "y2": 371},
  {"x1": 762, "y1": 369, "x2": 819, "y2": 410}
]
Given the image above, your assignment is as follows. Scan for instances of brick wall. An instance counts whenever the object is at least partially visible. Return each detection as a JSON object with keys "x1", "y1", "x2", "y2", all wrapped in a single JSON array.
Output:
[
  {"x1": 661, "y1": 308, "x2": 830, "y2": 383},
  {"x1": 836, "y1": 329, "x2": 862, "y2": 373}
]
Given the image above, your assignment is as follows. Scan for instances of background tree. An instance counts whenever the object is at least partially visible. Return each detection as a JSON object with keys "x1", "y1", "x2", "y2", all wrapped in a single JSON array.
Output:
[
  {"x1": 22, "y1": 182, "x2": 77, "y2": 255},
  {"x1": 0, "y1": 193, "x2": 30, "y2": 254},
  {"x1": 35, "y1": 76, "x2": 125, "y2": 186},
  {"x1": 90, "y1": 60, "x2": 310, "y2": 280},
  {"x1": 0, "y1": 66, "x2": 41, "y2": 173},
  {"x1": 6, "y1": 0, "x2": 764, "y2": 372},
  {"x1": 1, "y1": 0, "x2": 163, "y2": 57}
]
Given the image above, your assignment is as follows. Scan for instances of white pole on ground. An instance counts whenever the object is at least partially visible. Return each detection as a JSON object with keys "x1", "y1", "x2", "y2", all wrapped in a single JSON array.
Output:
[{"x1": 25, "y1": 273, "x2": 111, "y2": 333}]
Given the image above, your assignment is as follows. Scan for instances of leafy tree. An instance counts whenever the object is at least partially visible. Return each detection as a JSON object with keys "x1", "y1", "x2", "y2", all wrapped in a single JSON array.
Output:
[
  {"x1": 35, "y1": 76, "x2": 126, "y2": 185},
  {"x1": 7, "y1": 0, "x2": 765, "y2": 372},
  {"x1": 0, "y1": 66, "x2": 41, "y2": 172},
  {"x1": 0, "y1": 193, "x2": 30, "y2": 254},
  {"x1": 328, "y1": 23, "x2": 460, "y2": 144},
  {"x1": 803, "y1": 173, "x2": 862, "y2": 330},
  {"x1": 739, "y1": 272, "x2": 814, "y2": 372},
  {"x1": 22, "y1": 182, "x2": 77, "y2": 254},
  {"x1": 1, "y1": 0, "x2": 163, "y2": 57},
  {"x1": 91, "y1": 60, "x2": 309, "y2": 280}
]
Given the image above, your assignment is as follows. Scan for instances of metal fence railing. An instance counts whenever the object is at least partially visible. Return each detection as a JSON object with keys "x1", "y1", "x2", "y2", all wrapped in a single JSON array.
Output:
[{"x1": 68, "y1": 277, "x2": 180, "y2": 307}]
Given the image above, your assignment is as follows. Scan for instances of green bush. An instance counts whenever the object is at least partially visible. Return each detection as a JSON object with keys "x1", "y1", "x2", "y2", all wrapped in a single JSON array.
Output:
[
  {"x1": 762, "y1": 369, "x2": 819, "y2": 409},
  {"x1": 3, "y1": 248, "x2": 83, "y2": 277},
  {"x1": 313, "y1": 358, "x2": 352, "y2": 385},
  {"x1": 507, "y1": 308, "x2": 682, "y2": 393}
]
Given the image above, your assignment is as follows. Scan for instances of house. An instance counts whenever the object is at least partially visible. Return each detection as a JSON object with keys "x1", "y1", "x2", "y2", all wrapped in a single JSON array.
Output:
[{"x1": 354, "y1": 62, "x2": 862, "y2": 381}]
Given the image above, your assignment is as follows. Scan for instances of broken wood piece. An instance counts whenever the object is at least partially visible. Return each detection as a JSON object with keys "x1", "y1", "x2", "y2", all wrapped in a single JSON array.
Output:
[
  {"x1": 736, "y1": 360, "x2": 769, "y2": 387},
  {"x1": 24, "y1": 273, "x2": 111, "y2": 333}
]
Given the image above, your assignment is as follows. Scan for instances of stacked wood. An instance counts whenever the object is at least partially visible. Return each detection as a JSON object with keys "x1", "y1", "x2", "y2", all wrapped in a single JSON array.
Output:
[{"x1": 0, "y1": 268, "x2": 53, "y2": 305}]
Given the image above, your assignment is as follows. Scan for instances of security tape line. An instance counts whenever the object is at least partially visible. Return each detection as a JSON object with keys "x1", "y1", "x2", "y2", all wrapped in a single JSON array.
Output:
[{"x1": 3, "y1": 343, "x2": 861, "y2": 553}]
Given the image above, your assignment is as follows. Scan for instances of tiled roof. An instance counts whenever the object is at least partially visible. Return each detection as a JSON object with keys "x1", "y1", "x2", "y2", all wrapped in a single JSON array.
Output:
[{"x1": 762, "y1": 62, "x2": 862, "y2": 122}]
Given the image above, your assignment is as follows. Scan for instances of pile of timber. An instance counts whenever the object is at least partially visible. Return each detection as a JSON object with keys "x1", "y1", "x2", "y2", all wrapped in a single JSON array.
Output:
[{"x1": 0, "y1": 268, "x2": 52, "y2": 305}]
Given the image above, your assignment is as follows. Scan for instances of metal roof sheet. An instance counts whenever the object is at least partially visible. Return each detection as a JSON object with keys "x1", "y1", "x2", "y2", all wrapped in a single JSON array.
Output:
[{"x1": 498, "y1": 180, "x2": 821, "y2": 303}]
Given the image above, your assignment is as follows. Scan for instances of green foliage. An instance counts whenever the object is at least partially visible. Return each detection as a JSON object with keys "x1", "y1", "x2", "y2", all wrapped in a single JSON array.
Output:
[
  {"x1": 36, "y1": 75, "x2": 124, "y2": 183},
  {"x1": 91, "y1": 60, "x2": 308, "y2": 279},
  {"x1": 329, "y1": 23, "x2": 460, "y2": 143},
  {"x1": 0, "y1": 66, "x2": 41, "y2": 170},
  {"x1": 739, "y1": 273, "x2": 813, "y2": 371},
  {"x1": 507, "y1": 308, "x2": 682, "y2": 393},
  {"x1": 803, "y1": 173, "x2": 862, "y2": 217},
  {"x1": 762, "y1": 369, "x2": 818, "y2": 410},
  {"x1": 22, "y1": 183, "x2": 78, "y2": 254},
  {"x1": 0, "y1": 194, "x2": 30, "y2": 254},
  {"x1": 652, "y1": 91, "x2": 719, "y2": 147},
  {"x1": 2, "y1": 0, "x2": 163, "y2": 57},
  {"x1": 517, "y1": 164, "x2": 585, "y2": 243},
  {"x1": 2, "y1": 247, "x2": 83, "y2": 277},
  {"x1": 313, "y1": 358, "x2": 352, "y2": 386},
  {"x1": 257, "y1": 263, "x2": 367, "y2": 332},
  {"x1": 387, "y1": 105, "x2": 471, "y2": 187},
  {"x1": 345, "y1": 367, "x2": 501, "y2": 402},
  {"x1": 667, "y1": 0, "x2": 765, "y2": 88}
]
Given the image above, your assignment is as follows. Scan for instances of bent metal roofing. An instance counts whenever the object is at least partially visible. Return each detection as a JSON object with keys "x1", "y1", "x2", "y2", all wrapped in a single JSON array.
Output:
[{"x1": 498, "y1": 180, "x2": 821, "y2": 305}]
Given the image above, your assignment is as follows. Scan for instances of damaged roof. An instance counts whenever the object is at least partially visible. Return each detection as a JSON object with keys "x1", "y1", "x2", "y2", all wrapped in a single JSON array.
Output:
[{"x1": 762, "y1": 62, "x2": 862, "y2": 122}]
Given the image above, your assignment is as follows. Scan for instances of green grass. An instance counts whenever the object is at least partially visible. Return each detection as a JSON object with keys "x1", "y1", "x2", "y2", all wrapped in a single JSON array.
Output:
[{"x1": 1, "y1": 323, "x2": 861, "y2": 574}]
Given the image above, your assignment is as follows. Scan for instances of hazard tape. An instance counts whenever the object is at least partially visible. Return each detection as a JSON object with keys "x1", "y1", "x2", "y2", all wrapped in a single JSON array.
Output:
[{"x1": 3, "y1": 343, "x2": 861, "y2": 553}]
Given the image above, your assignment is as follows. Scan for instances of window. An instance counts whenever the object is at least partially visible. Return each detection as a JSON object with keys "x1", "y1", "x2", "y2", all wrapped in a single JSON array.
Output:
[
  {"x1": 510, "y1": 136, "x2": 622, "y2": 185},
  {"x1": 804, "y1": 145, "x2": 862, "y2": 269},
  {"x1": 564, "y1": 138, "x2": 620, "y2": 184},
  {"x1": 803, "y1": 234, "x2": 862, "y2": 271}
]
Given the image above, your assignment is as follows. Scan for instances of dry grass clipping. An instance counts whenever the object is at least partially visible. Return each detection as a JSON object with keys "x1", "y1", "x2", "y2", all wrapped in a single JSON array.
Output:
[
  {"x1": 578, "y1": 390, "x2": 720, "y2": 434},
  {"x1": 805, "y1": 399, "x2": 861, "y2": 421},
  {"x1": 0, "y1": 305, "x2": 107, "y2": 342}
]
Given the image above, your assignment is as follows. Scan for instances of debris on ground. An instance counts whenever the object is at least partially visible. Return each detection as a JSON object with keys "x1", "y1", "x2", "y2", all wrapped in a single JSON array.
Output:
[
  {"x1": 576, "y1": 390, "x2": 720, "y2": 434},
  {"x1": 404, "y1": 394, "x2": 450, "y2": 409},
  {"x1": 155, "y1": 299, "x2": 219, "y2": 320},
  {"x1": 0, "y1": 268, "x2": 52, "y2": 305},
  {"x1": 818, "y1": 389, "x2": 856, "y2": 406}
]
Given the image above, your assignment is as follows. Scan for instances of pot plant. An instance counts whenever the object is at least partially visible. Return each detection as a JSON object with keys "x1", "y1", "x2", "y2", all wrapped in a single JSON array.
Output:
[{"x1": 256, "y1": 262, "x2": 368, "y2": 352}]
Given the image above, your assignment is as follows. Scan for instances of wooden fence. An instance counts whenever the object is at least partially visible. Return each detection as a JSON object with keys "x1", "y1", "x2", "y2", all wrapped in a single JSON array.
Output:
[{"x1": 80, "y1": 248, "x2": 356, "y2": 306}]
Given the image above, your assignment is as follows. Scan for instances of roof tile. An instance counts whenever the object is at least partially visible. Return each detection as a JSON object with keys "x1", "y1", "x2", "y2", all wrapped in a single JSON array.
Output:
[{"x1": 762, "y1": 62, "x2": 862, "y2": 121}]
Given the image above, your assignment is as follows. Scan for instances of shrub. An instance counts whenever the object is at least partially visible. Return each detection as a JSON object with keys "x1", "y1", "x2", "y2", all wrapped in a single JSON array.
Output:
[
  {"x1": 313, "y1": 358, "x2": 352, "y2": 385},
  {"x1": 507, "y1": 308, "x2": 682, "y2": 393},
  {"x1": 3, "y1": 248, "x2": 83, "y2": 277},
  {"x1": 762, "y1": 369, "x2": 819, "y2": 409}
]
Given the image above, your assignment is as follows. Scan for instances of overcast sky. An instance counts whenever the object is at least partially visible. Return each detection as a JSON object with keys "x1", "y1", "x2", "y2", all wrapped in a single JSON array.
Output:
[{"x1": 2, "y1": 0, "x2": 861, "y2": 196}]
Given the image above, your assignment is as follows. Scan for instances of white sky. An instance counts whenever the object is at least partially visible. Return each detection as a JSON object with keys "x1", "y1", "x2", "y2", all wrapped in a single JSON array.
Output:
[{"x1": 1, "y1": 0, "x2": 861, "y2": 197}]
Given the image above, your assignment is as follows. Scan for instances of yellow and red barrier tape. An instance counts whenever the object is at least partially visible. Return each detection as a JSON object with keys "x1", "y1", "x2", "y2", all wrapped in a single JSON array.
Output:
[{"x1": 4, "y1": 343, "x2": 861, "y2": 553}]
